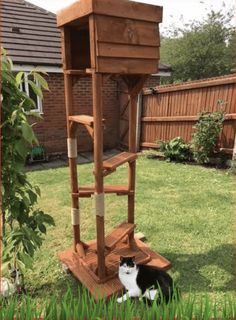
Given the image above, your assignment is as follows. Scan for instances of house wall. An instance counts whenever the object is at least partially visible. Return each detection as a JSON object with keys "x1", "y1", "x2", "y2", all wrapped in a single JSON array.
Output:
[
  {"x1": 34, "y1": 73, "x2": 120, "y2": 154},
  {"x1": 144, "y1": 76, "x2": 161, "y2": 88}
]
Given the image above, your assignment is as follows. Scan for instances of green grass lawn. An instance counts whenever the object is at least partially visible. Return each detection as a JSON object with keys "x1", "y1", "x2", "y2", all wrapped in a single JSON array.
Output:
[{"x1": 26, "y1": 156, "x2": 234, "y2": 307}]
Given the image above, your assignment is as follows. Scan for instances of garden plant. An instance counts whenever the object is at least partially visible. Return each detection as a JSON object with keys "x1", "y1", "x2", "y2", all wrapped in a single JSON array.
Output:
[
  {"x1": 159, "y1": 137, "x2": 192, "y2": 162},
  {"x1": 191, "y1": 110, "x2": 225, "y2": 164},
  {"x1": 1, "y1": 48, "x2": 55, "y2": 272}
]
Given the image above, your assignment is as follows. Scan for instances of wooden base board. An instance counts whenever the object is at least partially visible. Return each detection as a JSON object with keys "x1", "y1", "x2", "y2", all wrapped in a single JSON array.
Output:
[{"x1": 58, "y1": 239, "x2": 171, "y2": 301}]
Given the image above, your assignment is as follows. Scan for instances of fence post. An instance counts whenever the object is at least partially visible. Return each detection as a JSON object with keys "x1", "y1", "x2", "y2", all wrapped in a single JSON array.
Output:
[{"x1": 232, "y1": 133, "x2": 236, "y2": 173}]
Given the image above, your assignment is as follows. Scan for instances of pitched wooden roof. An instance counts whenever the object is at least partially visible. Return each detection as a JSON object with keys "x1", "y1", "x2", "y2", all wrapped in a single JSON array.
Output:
[{"x1": 1, "y1": 0, "x2": 61, "y2": 66}]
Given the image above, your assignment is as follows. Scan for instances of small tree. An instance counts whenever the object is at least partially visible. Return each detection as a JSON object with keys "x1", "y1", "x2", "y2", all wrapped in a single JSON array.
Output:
[
  {"x1": 1, "y1": 48, "x2": 55, "y2": 270},
  {"x1": 191, "y1": 110, "x2": 225, "y2": 164}
]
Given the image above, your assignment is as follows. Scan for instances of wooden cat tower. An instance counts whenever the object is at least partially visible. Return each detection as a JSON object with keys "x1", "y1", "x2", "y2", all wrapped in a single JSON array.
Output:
[{"x1": 57, "y1": 0, "x2": 171, "y2": 300}]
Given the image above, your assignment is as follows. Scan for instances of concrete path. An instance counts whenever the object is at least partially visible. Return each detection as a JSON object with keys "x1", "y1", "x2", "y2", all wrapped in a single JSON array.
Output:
[{"x1": 25, "y1": 149, "x2": 120, "y2": 171}]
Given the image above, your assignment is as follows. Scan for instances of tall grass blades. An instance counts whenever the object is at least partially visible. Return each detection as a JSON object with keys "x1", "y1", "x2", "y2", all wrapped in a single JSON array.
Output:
[{"x1": 0, "y1": 289, "x2": 236, "y2": 319}]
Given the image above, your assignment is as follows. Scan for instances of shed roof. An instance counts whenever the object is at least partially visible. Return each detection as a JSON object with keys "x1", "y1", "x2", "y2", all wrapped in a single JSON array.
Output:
[{"x1": 1, "y1": 0, "x2": 61, "y2": 66}]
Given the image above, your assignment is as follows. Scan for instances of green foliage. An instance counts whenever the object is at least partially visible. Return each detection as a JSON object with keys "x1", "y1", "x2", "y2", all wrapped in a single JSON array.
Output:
[
  {"x1": 1, "y1": 48, "x2": 55, "y2": 270},
  {"x1": 0, "y1": 288, "x2": 236, "y2": 319},
  {"x1": 191, "y1": 111, "x2": 225, "y2": 164},
  {"x1": 160, "y1": 8, "x2": 235, "y2": 83},
  {"x1": 159, "y1": 137, "x2": 192, "y2": 162}
]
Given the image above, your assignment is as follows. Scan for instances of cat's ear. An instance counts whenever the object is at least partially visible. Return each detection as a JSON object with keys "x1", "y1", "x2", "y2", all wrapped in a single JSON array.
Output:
[
  {"x1": 131, "y1": 256, "x2": 136, "y2": 262},
  {"x1": 120, "y1": 256, "x2": 124, "y2": 261}
]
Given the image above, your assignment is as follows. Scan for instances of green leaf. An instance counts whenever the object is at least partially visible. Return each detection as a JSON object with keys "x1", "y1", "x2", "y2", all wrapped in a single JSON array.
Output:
[
  {"x1": 15, "y1": 71, "x2": 24, "y2": 86},
  {"x1": 34, "y1": 185, "x2": 41, "y2": 196},
  {"x1": 18, "y1": 251, "x2": 33, "y2": 269},
  {"x1": 28, "y1": 189, "x2": 38, "y2": 204},
  {"x1": 27, "y1": 80, "x2": 43, "y2": 99},
  {"x1": 33, "y1": 72, "x2": 49, "y2": 91},
  {"x1": 10, "y1": 110, "x2": 18, "y2": 124},
  {"x1": 21, "y1": 122, "x2": 37, "y2": 144},
  {"x1": 22, "y1": 239, "x2": 35, "y2": 257},
  {"x1": 38, "y1": 223, "x2": 47, "y2": 234},
  {"x1": 15, "y1": 139, "x2": 29, "y2": 159},
  {"x1": 28, "y1": 111, "x2": 43, "y2": 119},
  {"x1": 42, "y1": 213, "x2": 55, "y2": 226}
]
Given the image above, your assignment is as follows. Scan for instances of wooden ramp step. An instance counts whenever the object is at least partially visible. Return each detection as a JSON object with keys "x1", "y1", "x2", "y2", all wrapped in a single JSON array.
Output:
[
  {"x1": 64, "y1": 69, "x2": 93, "y2": 76},
  {"x1": 69, "y1": 115, "x2": 105, "y2": 127},
  {"x1": 73, "y1": 185, "x2": 133, "y2": 198},
  {"x1": 105, "y1": 222, "x2": 135, "y2": 250},
  {"x1": 103, "y1": 152, "x2": 137, "y2": 171}
]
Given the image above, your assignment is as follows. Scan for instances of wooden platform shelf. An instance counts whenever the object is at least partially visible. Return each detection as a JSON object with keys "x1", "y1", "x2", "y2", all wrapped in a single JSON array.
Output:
[
  {"x1": 105, "y1": 222, "x2": 134, "y2": 250},
  {"x1": 58, "y1": 238, "x2": 171, "y2": 300},
  {"x1": 64, "y1": 69, "x2": 93, "y2": 76},
  {"x1": 69, "y1": 115, "x2": 105, "y2": 127},
  {"x1": 81, "y1": 222, "x2": 135, "y2": 253},
  {"x1": 103, "y1": 152, "x2": 137, "y2": 171},
  {"x1": 72, "y1": 185, "x2": 133, "y2": 198}
]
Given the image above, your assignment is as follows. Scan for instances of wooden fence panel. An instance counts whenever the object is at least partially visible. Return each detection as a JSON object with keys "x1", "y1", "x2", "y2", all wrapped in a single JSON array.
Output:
[{"x1": 140, "y1": 74, "x2": 236, "y2": 153}]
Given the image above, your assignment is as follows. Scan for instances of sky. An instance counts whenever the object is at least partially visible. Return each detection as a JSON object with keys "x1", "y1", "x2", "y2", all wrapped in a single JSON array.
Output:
[{"x1": 28, "y1": 0, "x2": 235, "y2": 34}]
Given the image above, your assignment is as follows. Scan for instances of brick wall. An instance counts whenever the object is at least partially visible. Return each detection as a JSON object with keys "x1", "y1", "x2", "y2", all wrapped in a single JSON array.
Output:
[
  {"x1": 34, "y1": 73, "x2": 120, "y2": 154},
  {"x1": 144, "y1": 75, "x2": 161, "y2": 88}
]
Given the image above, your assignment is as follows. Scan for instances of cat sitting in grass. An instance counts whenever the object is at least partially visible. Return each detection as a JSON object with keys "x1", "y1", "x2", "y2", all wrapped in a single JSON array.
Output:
[{"x1": 117, "y1": 256, "x2": 176, "y2": 304}]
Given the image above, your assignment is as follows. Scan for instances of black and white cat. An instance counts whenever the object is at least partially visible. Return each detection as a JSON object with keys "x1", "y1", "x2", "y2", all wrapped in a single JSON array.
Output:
[{"x1": 117, "y1": 256, "x2": 175, "y2": 304}]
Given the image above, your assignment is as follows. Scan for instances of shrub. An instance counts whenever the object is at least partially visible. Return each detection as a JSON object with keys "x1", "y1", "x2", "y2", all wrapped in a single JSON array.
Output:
[
  {"x1": 191, "y1": 111, "x2": 224, "y2": 164},
  {"x1": 159, "y1": 137, "x2": 192, "y2": 162},
  {"x1": 1, "y1": 48, "x2": 55, "y2": 271}
]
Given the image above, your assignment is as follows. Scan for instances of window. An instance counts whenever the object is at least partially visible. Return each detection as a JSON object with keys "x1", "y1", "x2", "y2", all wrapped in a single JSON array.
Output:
[{"x1": 20, "y1": 73, "x2": 43, "y2": 113}]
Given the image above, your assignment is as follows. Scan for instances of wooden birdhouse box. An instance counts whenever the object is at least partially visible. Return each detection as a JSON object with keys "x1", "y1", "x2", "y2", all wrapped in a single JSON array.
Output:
[{"x1": 57, "y1": 0, "x2": 162, "y2": 74}]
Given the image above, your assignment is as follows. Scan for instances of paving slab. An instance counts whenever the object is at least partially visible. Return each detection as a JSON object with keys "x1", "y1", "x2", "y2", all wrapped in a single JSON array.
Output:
[{"x1": 25, "y1": 149, "x2": 121, "y2": 171}]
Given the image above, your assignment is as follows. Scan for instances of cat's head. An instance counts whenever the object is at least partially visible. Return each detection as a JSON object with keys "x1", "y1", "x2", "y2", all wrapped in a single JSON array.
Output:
[{"x1": 119, "y1": 256, "x2": 136, "y2": 274}]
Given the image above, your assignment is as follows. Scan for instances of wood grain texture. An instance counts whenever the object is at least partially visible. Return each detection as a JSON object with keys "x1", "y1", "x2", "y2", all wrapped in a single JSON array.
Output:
[
  {"x1": 96, "y1": 15, "x2": 159, "y2": 46},
  {"x1": 93, "y1": 0, "x2": 162, "y2": 23},
  {"x1": 92, "y1": 73, "x2": 106, "y2": 280},
  {"x1": 140, "y1": 75, "x2": 236, "y2": 151},
  {"x1": 57, "y1": 0, "x2": 93, "y2": 27},
  {"x1": 57, "y1": 0, "x2": 162, "y2": 27},
  {"x1": 97, "y1": 42, "x2": 159, "y2": 59},
  {"x1": 143, "y1": 75, "x2": 236, "y2": 95},
  {"x1": 97, "y1": 57, "x2": 158, "y2": 74},
  {"x1": 61, "y1": 27, "x2": 81, "y2": 249},
  {"x1": 72, "y1": 185, "x2": 134, "y2": 197},
  {"x1": 58, "y1": 238, "x2": 170, "y2": 300},
  {"x1": 105, "y1": 222, "x2": 135, "y2": 250},
  {"x1": 103, "y1": 152, "x2": 137, "y2": 170},
  {"x1": 69, "y1": 115, "x2": 105, "y2": 126}
]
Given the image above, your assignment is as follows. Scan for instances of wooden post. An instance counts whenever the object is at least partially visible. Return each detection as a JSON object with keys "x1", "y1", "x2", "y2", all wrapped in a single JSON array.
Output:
[
  {"x1": 92, "y1": 72, "x2": 106, "y2": 279},
  {"x1": 136, "y1": 93, "x2": 143, "y2": 152},
  {"x1": 128, "y1": 92, "x2": 137, "y2": 234},
  {"x1": 61, "y1": 27, "x2": 80, "y2": 251}
]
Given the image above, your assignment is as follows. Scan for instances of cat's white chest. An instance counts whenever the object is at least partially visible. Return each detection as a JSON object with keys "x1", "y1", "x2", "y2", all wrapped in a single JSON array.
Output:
[{"x1": 118, "y1": 269, "x2": 140, "y2": 293}]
